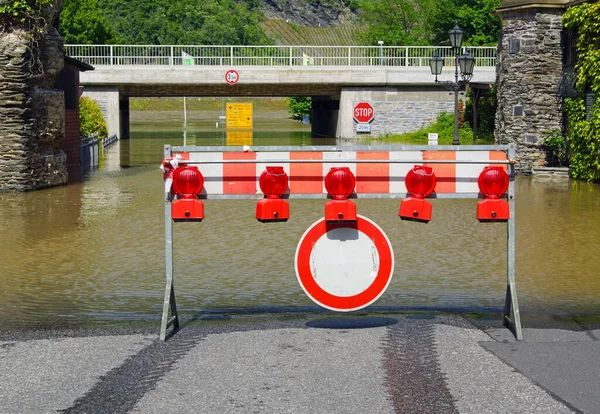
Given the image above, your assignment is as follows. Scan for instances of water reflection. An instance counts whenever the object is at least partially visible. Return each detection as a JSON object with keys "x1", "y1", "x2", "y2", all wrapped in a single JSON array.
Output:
[{"x1": 1, "y1": 112, "x2": 599, "y2": 331}]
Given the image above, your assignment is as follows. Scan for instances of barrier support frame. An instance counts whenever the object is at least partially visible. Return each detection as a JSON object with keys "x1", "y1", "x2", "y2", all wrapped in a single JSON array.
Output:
[
  {"x1": 160, "y1": 146, "x2": 180, "y2": 341},
  {"x1": 504, "y1": 143, "x2": 522, "y2": 340},
  {"x1": 159, "y1": 143, "x2": 522, "y2": 341}
]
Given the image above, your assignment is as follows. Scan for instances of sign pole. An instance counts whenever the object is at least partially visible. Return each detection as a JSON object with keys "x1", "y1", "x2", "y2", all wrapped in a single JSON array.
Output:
[{"x1": 160, "y1": 145, "x2": 180, "y2": 341}]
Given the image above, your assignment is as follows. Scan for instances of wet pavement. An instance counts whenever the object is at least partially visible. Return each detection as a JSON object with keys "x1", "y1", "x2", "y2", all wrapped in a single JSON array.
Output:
[{"x1": 1, "y1": 313, "x2": 599, "y2": 414}]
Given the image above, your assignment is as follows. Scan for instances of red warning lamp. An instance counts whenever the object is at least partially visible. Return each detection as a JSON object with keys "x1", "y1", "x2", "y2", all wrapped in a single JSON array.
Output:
[
  {"x1": 171, "y1": 166, "x2": 205, "y2": 222},
  {"x1": 324, "y1": 167, "x2": 357, "y2": 222},
  {"x1": 256, "y1": 166, "x2": 290, "y2": 222},
  {"x1": 399, "y1": 165, "x2": 437, "y2": 223},
  {"x1": 477, "y1": 166, "x2": 509, "y2": 222}
]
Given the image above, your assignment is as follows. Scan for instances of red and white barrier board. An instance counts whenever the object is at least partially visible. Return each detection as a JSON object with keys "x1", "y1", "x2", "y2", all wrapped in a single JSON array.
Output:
[
  {"x1": 160, "y1": 144, "x2": 522, "y2": 343},
  {"x1": 175, "y1": 149, "x2": 507, "y2": 197}
]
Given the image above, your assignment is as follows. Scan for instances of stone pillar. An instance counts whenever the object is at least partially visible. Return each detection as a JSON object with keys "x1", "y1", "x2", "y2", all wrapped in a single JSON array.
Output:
[
  {"x1": 119, "y1": 95, "x2": 130, "y2": 139},
  {"x1": 81, "y1": 86, "x2": 122, "y2": 139},
  {"x1": 495, "y1": 1, "x2": 567, "y2": 173},
  {"x1": 0, "y1": 1, "x2": 68, "y2": 192}
]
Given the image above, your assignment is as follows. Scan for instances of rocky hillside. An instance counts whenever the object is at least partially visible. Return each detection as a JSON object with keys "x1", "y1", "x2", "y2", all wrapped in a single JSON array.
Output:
[
  {"x1": 260, "y1": 0, "x2": 358, "y2": 27},
  {"x1": 258, "y1": 0, "x2": 361, "y2": 45}
]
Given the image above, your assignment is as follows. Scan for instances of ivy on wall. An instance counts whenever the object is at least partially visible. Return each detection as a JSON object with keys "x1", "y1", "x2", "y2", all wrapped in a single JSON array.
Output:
[
  {"x1": 0, "y1": 0, "x2": 54, "y2": 29},
  {"x1": 563, "y1": 2, "x2": 600, "y2": 182}
]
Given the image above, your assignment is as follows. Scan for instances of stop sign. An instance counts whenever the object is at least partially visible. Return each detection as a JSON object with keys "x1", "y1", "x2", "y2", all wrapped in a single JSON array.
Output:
[{"x1": 353, "y1": 102, "x2": 374, "y2": 123}]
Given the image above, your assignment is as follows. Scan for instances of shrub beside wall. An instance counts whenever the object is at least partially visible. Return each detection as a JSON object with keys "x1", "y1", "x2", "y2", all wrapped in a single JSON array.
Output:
[{"x1": 79, "y1": 97, "x2": 108, "y2": 140}]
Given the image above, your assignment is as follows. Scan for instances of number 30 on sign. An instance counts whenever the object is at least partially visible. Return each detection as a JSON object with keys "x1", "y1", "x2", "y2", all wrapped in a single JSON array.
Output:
[{"x1": 225, "y1": 70, "x2": 240, "y2": 85}]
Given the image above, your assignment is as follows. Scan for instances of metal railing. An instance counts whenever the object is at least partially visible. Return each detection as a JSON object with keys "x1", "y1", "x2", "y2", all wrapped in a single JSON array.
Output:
[
  {"x1": 81, "y1": 132, "x2": 99, "y2": 169},
  {"x1": 65, "y1": 45, "x2": 497, "y2": 67},
  {"x1": 102, "y1": 134, "x2": 118, "y2": 149}
]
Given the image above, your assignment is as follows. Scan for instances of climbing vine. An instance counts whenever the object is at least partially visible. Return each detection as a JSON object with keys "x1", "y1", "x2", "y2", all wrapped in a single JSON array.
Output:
[
  {"x1": 0, "y1": 0, "x2": 55, "y2": 74},
  {"x1": 0, "y1": 0, "x2": 53, "y2": 30},
  {"x1": 562, "y1": 2, "x2": 600, "y2": 182}
]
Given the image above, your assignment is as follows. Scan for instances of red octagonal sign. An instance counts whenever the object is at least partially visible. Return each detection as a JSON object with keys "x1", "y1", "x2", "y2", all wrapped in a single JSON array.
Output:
[{"x1": 353, "y1": 101, "x2": 374, "y2": 123}]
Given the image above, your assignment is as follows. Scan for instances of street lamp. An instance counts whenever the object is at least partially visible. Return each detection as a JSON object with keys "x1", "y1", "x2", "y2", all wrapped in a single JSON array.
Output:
[{"x1": 429, "y1": 25, "x2": 475, "y2": 145}]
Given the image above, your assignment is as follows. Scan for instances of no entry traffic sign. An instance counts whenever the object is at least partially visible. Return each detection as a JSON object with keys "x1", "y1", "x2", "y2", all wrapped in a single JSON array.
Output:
[
  {"x1": 225, "y1": 69, "x2": 240, "y2": 85},
  {"x1": 353, "y1": 102, "x2": 374, "y2": 123},
  {"x1": 295, "y1": 215, "x2": 394, "y2": 311}
]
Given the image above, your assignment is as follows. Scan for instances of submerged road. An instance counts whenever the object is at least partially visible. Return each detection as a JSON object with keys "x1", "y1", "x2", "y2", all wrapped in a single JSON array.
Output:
[{"x1": 1, "y1": 314, "x2": 599, "y2": 413}]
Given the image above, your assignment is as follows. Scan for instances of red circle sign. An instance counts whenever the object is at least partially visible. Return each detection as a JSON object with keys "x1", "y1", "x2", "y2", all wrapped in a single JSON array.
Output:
[
  {"x1": 295, "y1": 215, "x2": 394, "y2": 311},
  {"x1": 225, "y1": 69, "x2": 239, "y2": 85},
  {"x1": 353, "y1": 102, "x2": 374, "y2": 123}
]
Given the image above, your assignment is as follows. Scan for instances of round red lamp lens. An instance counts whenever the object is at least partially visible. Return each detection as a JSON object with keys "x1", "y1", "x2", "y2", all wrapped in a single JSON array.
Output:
[
  {"x1": 405, "y1": 166, "x2": 436, "y2": 198},
  {"x1": 478, "y1": 166, "x2": 509, "y2": 198},
  {"x1": 259, "y1": 166, "x2": 288, "y2": 198},
  {"x1": 325, "y1": 167, "x2": 356, "y2": 200},
  {"x1": 172, "y1": 166, "x2": 204, "y2": 197}
]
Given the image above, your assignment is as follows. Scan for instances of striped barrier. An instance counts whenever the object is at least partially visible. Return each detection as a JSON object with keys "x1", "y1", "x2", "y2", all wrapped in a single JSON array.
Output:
[
  {"x1": 169, "y1": 146, "x2": 510, "y2": 198},
  {"x1": 160, "y1": 144, "x2": 522, "y2": 342}
]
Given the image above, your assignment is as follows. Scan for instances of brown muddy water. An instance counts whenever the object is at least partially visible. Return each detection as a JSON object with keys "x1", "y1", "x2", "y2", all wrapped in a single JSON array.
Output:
[{"x1": 1, "y1": 110, "x2": 599, "y2": 331}]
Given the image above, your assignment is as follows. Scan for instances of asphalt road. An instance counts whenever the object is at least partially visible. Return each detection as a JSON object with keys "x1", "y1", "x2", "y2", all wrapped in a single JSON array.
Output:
[{"x1": 1, "y1": 314, "x2": 598, "y2": 414}]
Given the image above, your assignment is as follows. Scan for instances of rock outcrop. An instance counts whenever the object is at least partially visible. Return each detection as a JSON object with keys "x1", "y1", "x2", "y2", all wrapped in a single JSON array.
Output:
[{"x1": 261, "y1": 0, "x2": 357, "y2": 27}]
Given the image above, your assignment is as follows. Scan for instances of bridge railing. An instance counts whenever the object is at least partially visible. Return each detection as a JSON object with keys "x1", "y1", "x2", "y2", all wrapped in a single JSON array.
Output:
[{"x1": 65, "y1": 45, "x2": 497, "y2": 67}]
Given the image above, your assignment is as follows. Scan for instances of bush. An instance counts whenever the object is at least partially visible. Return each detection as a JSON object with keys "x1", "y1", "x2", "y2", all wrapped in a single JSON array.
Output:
[
  {"x1": 566, "y1": 98, "x2": 600, "y2": 181},
  {"x1": 287, "y1": 96, "x2": 312, "y2": 122},
  {"x1": 381, "y1": 112, "x2": 488, "y2": 145},
  {"x1": 541, "y1": 129, "x2": 568, "y2": 167},
  {"x1": 465, "y1": 87, "x2": 497, "y2": 143},
  {"x1": 79, "y1": 97, "x2": 108, "y2": 140}
]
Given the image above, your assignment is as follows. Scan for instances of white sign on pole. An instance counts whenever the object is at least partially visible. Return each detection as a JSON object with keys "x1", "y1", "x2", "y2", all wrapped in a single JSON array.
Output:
[{"x1": 428, "y1": 133, "x2": 439, "y2": 145}]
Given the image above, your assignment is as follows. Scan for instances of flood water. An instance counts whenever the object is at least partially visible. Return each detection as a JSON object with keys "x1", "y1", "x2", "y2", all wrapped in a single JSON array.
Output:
[{"x1": 1, "y1": 110, "x2": 599, "y2": 331}]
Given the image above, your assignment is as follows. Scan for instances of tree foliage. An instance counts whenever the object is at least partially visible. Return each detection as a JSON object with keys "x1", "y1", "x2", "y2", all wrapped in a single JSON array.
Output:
[
  {"x1": 353, "y1": 0, "x2": 434, "y2": 45},
  {"x1": 80, "y1": 97, "x2": 108, "y2": 140},
  {"x1": 59, "y1": 0, "x2": 120, "y2": 44},
  {"x1": 353, "y1": 0, "x2": 501, "y2": 46},
  {"x1": 87, "y1": 0, "x2": 272, "y2": 45},
  {"x1": 288, "y1": 96, "x2": 312, "y2": 122}
]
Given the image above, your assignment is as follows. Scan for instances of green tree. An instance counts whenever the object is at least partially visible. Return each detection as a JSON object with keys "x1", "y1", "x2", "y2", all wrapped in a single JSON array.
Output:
[
  {"x1": 59, "y1": 0, "x2": 120, "y2": 44},
  {"x1": 98, "y1": 0, "x2": 271, "y2": 45},
  {"x1": 353, "y1": 0, "x2": 501, "y2": 47},
  {"x1": 428, "y1": 0, "x2": 501, "y2": 46},
  {"x1": 79, "y1": 97, "x2": 108, "y2": 140},
  {"x1": 288, "y1": 96, "x2": 312, "y2": 122},
  {"x1": 354, "y1": 0, "x2": 434, "y2": 45}
]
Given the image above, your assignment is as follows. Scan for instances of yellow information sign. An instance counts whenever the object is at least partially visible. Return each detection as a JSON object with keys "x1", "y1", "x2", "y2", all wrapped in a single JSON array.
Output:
[
  {"x1": 226, "y1": 103, "x2": 253, "y2": 129},
  {"x1": 226, "y1": 131, "x2": 253, "y2": 146}
]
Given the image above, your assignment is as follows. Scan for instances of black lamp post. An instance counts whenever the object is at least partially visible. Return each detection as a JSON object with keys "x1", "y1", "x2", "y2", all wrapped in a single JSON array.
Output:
[{"x1": 429, "y1": 25, "x2": 475, "y2": 145}]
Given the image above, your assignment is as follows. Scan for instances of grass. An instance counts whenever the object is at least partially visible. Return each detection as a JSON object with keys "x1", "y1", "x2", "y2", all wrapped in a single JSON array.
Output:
[
  {"x1": 262, "y1": 19, "x2": 363, "y2": 46},
  {"x1": 376, "y1": 112, "x2": 495, "y2": 145}
]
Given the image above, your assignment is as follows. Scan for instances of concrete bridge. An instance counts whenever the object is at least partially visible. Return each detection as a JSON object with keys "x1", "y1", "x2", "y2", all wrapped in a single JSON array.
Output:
[{"x1": 67, "y1": 45, "x2": 497, "y2": 139}]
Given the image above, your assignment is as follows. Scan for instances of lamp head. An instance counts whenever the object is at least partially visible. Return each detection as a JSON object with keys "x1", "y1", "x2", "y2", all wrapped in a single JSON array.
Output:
[{"x1": 448, "y1": 24, "x2": 464, "y2": 49}]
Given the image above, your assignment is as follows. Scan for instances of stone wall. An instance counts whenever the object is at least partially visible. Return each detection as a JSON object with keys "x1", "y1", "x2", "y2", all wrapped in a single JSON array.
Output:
[
  {"x1": 495, "y1": 8, "x2": 564, "y2": 174},
  {"x1": 336, "y1": 87, "x2": 457, "y2": 138},
  {"x1": 0, "y1": 1, "x2": 67, "y2": 192},
  {"x1": 364, "y1": 101, "x2": 456, "y2": 136}
]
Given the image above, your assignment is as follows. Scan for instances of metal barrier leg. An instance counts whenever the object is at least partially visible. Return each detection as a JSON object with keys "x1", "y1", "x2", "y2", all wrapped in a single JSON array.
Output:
[
  {"x1": 503, "y1": 143, "x2": 522, "y2": 340},
  {"x1": 160, "y1": 147, "x2": 179, "y2": 341}
]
